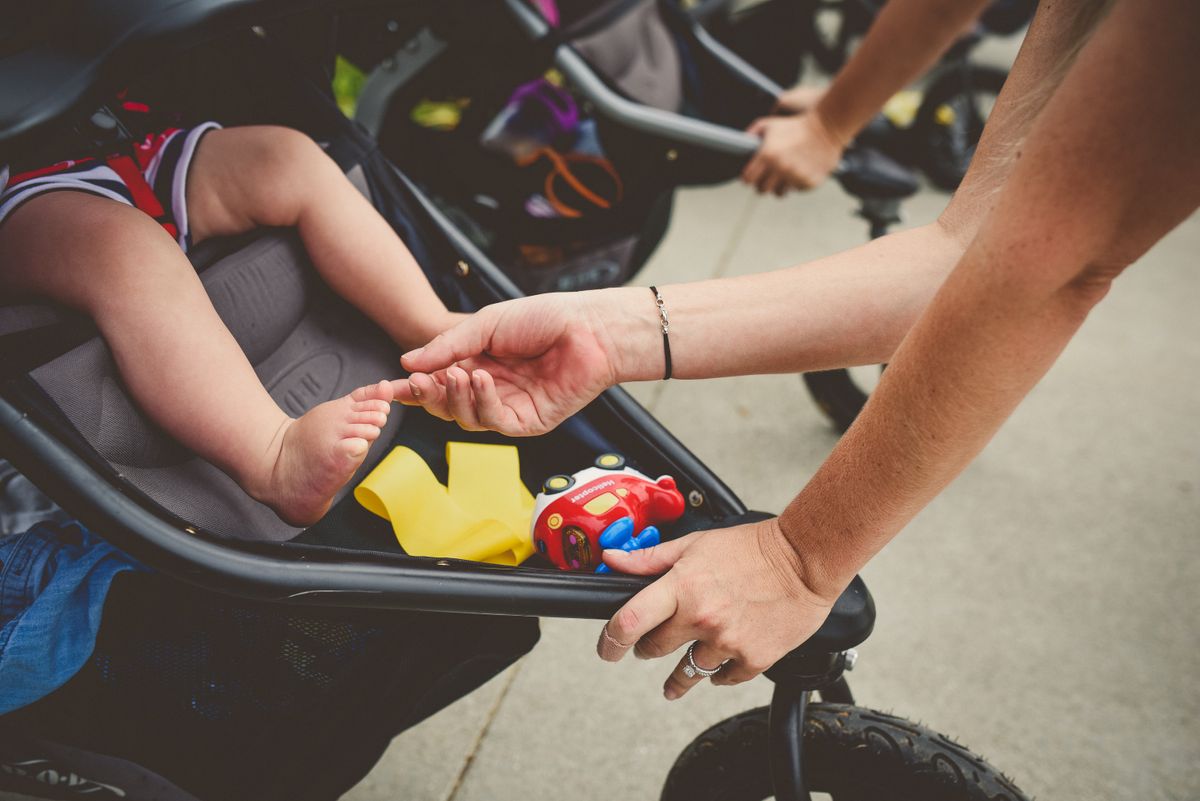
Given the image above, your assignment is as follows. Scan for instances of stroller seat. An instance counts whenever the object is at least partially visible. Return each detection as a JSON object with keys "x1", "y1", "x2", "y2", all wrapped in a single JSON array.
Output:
[{"x1": 4, "y1": 167, "x2": 402, "y2": 542}]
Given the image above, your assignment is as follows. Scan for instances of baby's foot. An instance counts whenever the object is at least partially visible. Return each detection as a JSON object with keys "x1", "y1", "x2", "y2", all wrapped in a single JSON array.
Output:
[{"x1": 256, "y1": 380, "x2": 394, "y2": 526}]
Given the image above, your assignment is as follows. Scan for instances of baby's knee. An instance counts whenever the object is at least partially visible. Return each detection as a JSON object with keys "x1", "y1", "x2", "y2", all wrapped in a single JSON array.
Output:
[
  {"x1": 235, "y1": 126, "x2": 338, "y2": 225},
  {"x1": 255, "y1": 126, "x2": 328, "y2": 173}
]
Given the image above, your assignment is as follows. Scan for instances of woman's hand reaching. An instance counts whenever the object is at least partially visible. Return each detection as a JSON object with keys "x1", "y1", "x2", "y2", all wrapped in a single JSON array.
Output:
[{"x1": 393, "y1": 288, "x2": 654, "y2": 437}]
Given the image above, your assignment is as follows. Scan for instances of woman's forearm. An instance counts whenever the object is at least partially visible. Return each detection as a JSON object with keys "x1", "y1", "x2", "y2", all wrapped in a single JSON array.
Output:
[
  {"x1": 777, "y1": 0, "x2": 1200, "y2": 595},
  {"x1": 778, "y1": 242, "x2": 1102, "y2": 595},
  {"x1": 609, "y1": 221, "x2": 965, "y2": 382},
  {"x1": 609, "y1": 0, "x2": 1102, "y2": 385}
]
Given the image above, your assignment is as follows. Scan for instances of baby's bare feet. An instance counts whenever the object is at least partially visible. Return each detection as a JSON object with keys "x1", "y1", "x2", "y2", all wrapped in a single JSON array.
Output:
[{"x1": 256, "y1": 380, "x2": 394, "y2": 526}]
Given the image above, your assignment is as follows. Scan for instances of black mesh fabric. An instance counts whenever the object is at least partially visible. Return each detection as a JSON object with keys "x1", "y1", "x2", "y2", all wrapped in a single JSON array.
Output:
[{"x1": 1, "y1": 571, "x2": 539, "y2": 801}]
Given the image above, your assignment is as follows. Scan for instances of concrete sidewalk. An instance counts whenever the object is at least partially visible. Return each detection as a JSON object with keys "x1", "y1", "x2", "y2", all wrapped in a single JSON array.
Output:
[{"x1": 340, "y1": 177, "x2": 1199, "y2": 801}]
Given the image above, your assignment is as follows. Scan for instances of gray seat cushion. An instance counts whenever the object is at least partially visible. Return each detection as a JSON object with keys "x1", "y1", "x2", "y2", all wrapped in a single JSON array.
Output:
[{"x1": 572, "y1": 0, "x2": 685, "y2": 113}]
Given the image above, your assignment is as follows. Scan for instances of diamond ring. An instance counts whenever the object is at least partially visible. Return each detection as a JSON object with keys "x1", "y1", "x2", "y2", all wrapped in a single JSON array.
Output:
[{"x1": 683, "y1": 642, "x2": 723, "y2": 679}]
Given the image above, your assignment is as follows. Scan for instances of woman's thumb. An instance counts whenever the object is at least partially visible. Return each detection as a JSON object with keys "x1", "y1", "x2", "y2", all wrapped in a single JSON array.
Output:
[
  {"x1": 401, "y1": 317, "x2": 486, "y2": 373},
  {"x1": 603, "y1": 533, "x2": 693, "y2": 575}
]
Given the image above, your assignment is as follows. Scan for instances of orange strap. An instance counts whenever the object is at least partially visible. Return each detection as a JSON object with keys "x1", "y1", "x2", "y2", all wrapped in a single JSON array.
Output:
[{"x1": 518, "y1": 147, "x2": 623, "y2": 219}]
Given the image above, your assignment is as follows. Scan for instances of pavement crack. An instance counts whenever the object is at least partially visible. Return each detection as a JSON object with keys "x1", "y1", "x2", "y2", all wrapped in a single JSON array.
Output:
[
  {"x1": 443, "y1": 660, "x2": 525, "y2": 801},
  {"x1": 712, "y1": 192, "x2": 760, "y2": 280}
]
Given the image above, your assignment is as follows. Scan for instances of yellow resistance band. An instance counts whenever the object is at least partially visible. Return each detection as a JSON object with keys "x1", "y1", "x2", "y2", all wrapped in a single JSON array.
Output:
[{"x1": 354, "y1": 442, "x2": 536, "y2": 565}]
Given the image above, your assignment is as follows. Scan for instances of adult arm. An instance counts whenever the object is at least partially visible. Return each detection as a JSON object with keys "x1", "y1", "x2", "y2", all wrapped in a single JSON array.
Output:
[
  {"x1": 395, "y1": 223, "x2": 962, "y2": 433},
  {"x1": 770, "y1": 0, "x2": 1200, "y2": 599},
  {"x1": 602, "y1": 0, "x2": 1200, "y2": 696},
  {"x1": 742, "y1": 0, "x2": 991, "y2": 194},
  {"x1": 394, "y1": 0, "x2": 1088, "y2": 430}
]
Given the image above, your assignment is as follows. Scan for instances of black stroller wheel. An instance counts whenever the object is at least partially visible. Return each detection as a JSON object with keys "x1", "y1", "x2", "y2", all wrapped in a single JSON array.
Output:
[
  {"x1": 661, "y1": 704, "x2": 1032, "y2": 801},
  {"x1": 914, "y1": 63, "x2": 1008, "y2": 191}
]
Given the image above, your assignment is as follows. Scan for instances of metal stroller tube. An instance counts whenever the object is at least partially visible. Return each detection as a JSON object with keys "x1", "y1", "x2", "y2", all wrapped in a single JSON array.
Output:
[
  {"x1": 684, "y1": 15, "x2": 787, "y2": 98},
  {"x1": 502, "y1": 0, "x2": 763, "y2": 158},
  {"x1": 390, "y1": 167, "x2": 525, "y2": 301},
  {"x1": 0, "y1": 395, "x2": 655, "y2": 619}
]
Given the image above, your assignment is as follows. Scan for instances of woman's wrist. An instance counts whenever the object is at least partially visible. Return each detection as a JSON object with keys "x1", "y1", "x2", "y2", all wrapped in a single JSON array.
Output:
[
  {"x1": 812, "y1": 94, "x2": 857, "y2": 152},
  {"x1": 752, "y1": 517, "x2": 844, "y2": 611},
  {"x1": 775, "y1": 500, "x2": 865, "y2": 603},
  {"x1": 593, "y1": 286, "x2": 673, "y2": 385}
]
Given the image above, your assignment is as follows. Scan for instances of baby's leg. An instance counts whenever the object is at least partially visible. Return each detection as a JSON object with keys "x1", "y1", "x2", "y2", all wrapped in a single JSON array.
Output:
[
  {"x1": 186, "y1": 126, "x2": 462, "y2": 350},
  {"x1": 0, "y1": 192, "x2": 393, "y2": 526}
]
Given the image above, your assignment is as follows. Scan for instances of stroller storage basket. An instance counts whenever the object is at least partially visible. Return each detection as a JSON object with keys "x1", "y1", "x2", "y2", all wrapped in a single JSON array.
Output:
[{"x1": 344, "y1": 0, "x2": 779, "y2": 294}]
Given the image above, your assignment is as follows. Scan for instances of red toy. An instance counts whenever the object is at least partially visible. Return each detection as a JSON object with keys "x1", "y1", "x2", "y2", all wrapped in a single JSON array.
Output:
[{"x1": 531, "y1": 453, "x2": 686, "y2": 572}]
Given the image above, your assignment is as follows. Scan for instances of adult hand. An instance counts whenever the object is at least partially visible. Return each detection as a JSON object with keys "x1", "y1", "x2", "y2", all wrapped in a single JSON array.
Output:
[
  {"x1": 774, "y1": 84, "x2": 827, "y2": 115},
  {"x1": 596, "y1": 518, "x2": 844, "y2": 699},
  {"x1": 742, "y1": 113, "x2": 845, "y2": 195},
  {"x1": 393, "y1": 288, "x2": 649, "y2": 436}
]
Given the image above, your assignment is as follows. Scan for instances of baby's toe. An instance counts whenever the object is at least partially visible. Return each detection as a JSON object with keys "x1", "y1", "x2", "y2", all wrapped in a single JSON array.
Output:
[
  {"x1": 344, "y1": 423, "x2": 382, "y2": 442},
  {"x1": 349, "y1": 410, "x2": 388, "y2": 427},
  {"x1": 352, "y1": 398, "x2": 391, "y2": 415},
  {"x1": 338, "y1": 437, "x2": 370, "y2": 459}
]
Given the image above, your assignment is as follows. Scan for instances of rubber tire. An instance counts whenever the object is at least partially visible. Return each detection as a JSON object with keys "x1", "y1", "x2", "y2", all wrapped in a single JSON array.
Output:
[
  {"x1": 660, "y1": 703, "x2": 1031, "y2": 801},
  {"x1": 914, "y1": 64, "x2": 1009, "y2": 191},
  {"x1": 802, "y1": 369, "x2": 868, "y2": 434}
]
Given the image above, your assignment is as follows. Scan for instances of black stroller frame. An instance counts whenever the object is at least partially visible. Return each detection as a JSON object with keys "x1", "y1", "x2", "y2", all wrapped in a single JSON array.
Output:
[{"x1": 0, "y1": 3, "x2": 1025, "y2": 800}]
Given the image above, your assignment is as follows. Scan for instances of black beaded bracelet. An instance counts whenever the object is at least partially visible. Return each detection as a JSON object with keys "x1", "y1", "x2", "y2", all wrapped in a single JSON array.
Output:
[{"x1": 649, "y1": 285, "x2": 672, "y2": 380}]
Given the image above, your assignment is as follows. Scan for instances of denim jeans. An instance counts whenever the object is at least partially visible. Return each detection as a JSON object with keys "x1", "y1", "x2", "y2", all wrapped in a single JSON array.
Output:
[{"x1": 0, "y1": 521, "x2": 145, "y2": 714}]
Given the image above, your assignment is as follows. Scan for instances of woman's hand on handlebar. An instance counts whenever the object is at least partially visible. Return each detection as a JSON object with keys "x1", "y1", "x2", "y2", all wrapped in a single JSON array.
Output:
[
  {"x1": 596, "y1": 518, "x2": 843, "y2": 699},
  {"x1": 742, "y1": 113, "x2": 844, "y2": 195},
  {"x1": 392, "y1": 288, "x2": 652, "y2": 436}
]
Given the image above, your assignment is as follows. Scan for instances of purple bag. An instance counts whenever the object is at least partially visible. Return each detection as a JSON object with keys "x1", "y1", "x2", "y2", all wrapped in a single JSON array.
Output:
[{"x1": 481, "y1": 78, "x2": 580, "y2": 160}]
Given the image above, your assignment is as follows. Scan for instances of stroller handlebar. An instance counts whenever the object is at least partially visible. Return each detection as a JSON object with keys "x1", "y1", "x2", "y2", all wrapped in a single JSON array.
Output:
[
  {"x1": 503, "y1": 0, "x2": 920, "y2": 202},
  {"x1": 554, "y1": 47, "x2": 761, "y2": 158},
  {"x1": 504, "y1": 0, "x2": 762, "y2": 159}
]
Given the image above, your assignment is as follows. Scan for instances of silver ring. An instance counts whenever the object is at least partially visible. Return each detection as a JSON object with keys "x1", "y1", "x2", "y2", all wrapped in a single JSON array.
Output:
[{"x1": 683, "y1": 642, "x2": 723, "y2": 679}]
